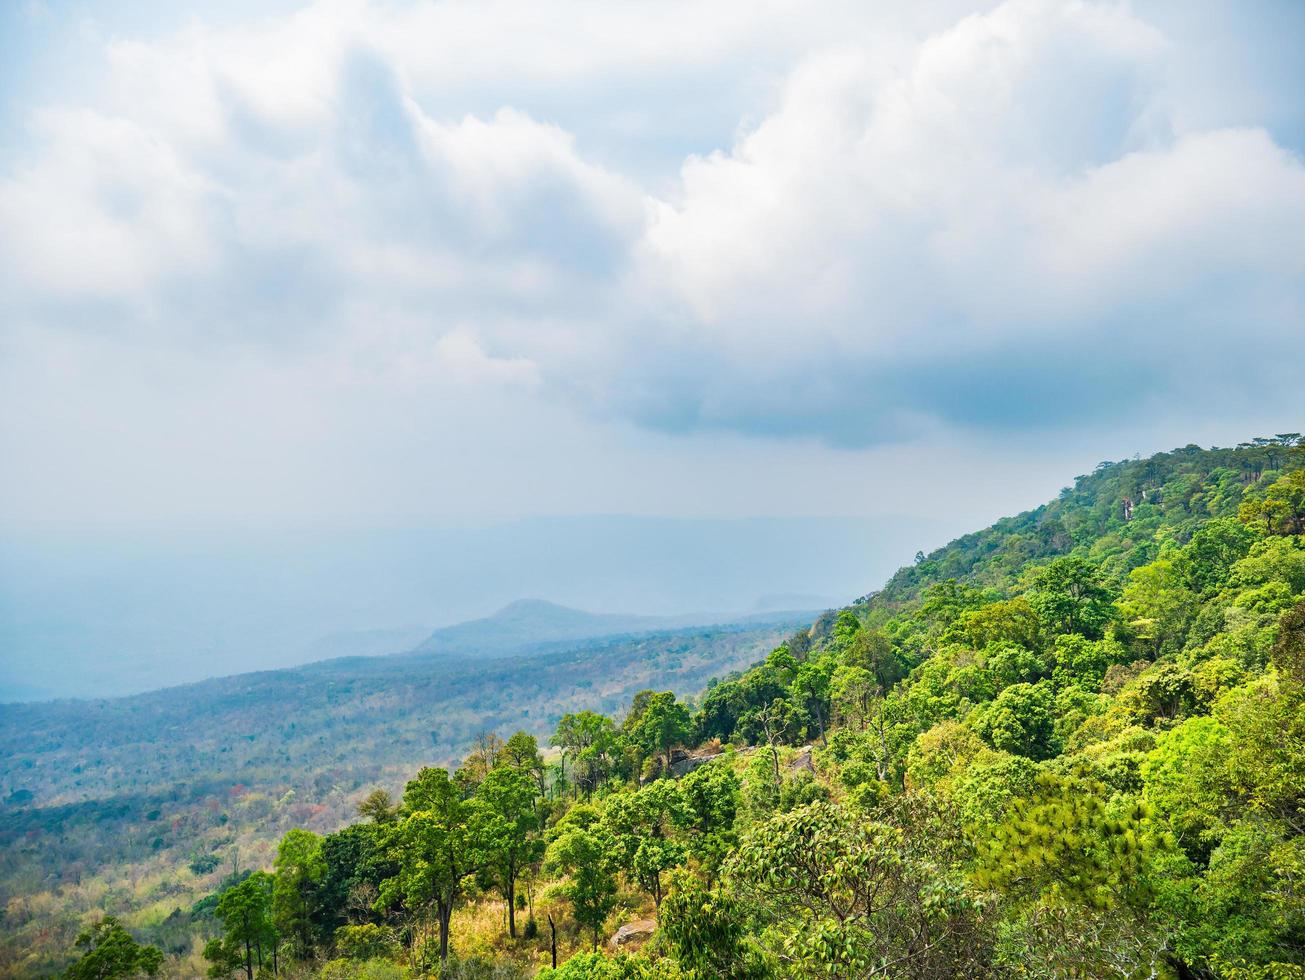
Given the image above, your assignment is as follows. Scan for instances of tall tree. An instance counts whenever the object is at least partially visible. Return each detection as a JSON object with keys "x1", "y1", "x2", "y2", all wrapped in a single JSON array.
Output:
[
  {"x1": 357, "y1": 788, "x2": 397, "y2": 825},
  {"x1": 602, "y1": 781, "x2": 689, "y2": 908},
  {"x1": 739, "y1": 697, "x2": 801, "y2": 792},
  {"x1": 726, "y1": 801, "x2": 987, "y2": 977},
  {"x1": 204, "y1": 871, "x2": 277, "y2": 980},
  {"x1": 379, "y1": 766, "x2": 483, "y2": 965},
  {"x1": 675, "y1": 763, "x2": 740, "y2": 888},
  {"x1": 473, "y1": 765, "x2": 543, "y2": 939},
  {"x1": 544, "y1": 807, "x2": 618, "y2": 951},
  {"x1": 272, "y1": 829, "x2": 326, "y2": 959},
  {"x1": 553, "y1": 711, "x2": 619, "y2": 796}
]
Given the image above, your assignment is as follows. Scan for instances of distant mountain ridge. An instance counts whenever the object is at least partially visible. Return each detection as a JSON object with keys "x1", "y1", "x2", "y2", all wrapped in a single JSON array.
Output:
[{"x1": 407, "y1": 598, "x2": 829, "y2": 659}]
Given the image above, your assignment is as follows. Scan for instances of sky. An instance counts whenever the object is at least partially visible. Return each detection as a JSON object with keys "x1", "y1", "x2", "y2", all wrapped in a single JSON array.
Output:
[{"x1": 0, "y1": 1, "x2": 1303, "y2": 697}]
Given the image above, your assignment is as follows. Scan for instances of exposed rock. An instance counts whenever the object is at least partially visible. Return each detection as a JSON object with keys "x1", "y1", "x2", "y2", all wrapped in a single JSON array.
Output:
[
  {"x1": 670, "y1": 749, "x2": 725, "y2": 777},
  {"x1": 609, "y1": 918, "x2": 656, "y2": 950},
  {"x1": 787, "y1": 745, "x2": 816, "y2": 773}
]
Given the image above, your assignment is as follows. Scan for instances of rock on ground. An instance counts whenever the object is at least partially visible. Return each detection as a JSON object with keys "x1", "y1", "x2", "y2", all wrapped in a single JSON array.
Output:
[{"x1": 609, "y1": 918, "x2": 657, "y2": 951}]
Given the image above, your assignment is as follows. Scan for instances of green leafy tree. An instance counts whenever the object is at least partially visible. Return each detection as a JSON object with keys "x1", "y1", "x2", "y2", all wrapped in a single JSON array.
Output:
[
  {"x1": 378, "y1": 766, "x2": 484, "y2": 966},
  {"x1": 1025, "y1": 556, "x2": 1117, "y2": 639},
  {"x1": 501, "y1": 729, "x2": 548, "y2": 797},
  {"x1": 1119, "y1": 558, "x2": 1197, "y2": 655},
  {"x1": 920, "y1": 579, "x2": 992, "y2": 631},
  {"x1": 676, "y1": 763, "x2": 740, "y2": 887},
  {"x1": 739, "y1": 697, "x2": 803, "y2": 793},
  {"x1": 553, "y1": 710, "x2": 620, "y2": 796},
  {"x1": 357, "y1": 789, "x2": 397, "y2": 825},
  {"x1": 544, "y1": 806, "x2": 618, "y2": 950},
  {"x1": 1122, "y1": 662, "x2": 1196, "y2": 726},
  {"x1": 974, "y1": 770, "x2": 1167, "y2": 909},
  {"x1": 333, "y1": 923, "x2": 400, "y2": 960},
  {"x1": 726, "y1": 801, "x2": 987, "y2": 977},
  {"x1": 1272, "y1": 599, "x2": 1305, "y2": 688},
  {"x1": 790, "y1": 660, "x2": 833, "y2": 746},
  {"x1": 1240, "y1": 470, "x2": 1305, "y2": 536},
  {"x1": 658, "y1": 872, "x2": 764, "y2": 978},
  {"x1": 64, "y1": 916, "x2": 163, "y2": 980},
  {"x1": 1176, "y1": 516, "x2": 1258, "y2": 596},
  {"x1": 972, "y1": 681, "x2": 1058, "y2": 760},
  {"x1": 314, "y1": 823, "x2": 395, "y2": 937},
  {"x1": 829, "y1": 664, "x2": 876, "y2": 731},
  {"x1": 602, "y1": 780, "x2": 689, "y2": 907},
  {"x1": 626, "y1": 691, "x2": 692, "y2": 779},
  {"x1": 204, "y1": 871, "x2": 277, "y2": 980},
  {"x1": 473, "y1": 764, "x2": 542, "y2": 938},
  {"x1": 946, "y1": 597, "x2": 1043, "y2": 652},
  {"x1": 273, "y1": 828, "x2": 326, "y2": 958}
]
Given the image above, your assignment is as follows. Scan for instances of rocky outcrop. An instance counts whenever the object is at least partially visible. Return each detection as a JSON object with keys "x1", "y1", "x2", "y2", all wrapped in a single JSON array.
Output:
[
  {"x1": 787, "y1": 745, "x2": 816, "y2": 773},
  {"x1": 670, "y1": 748, "x2": 725, "y2": 777},
  {"x1": 609, "y1": 918, "x2": 656, "y2": 950}
]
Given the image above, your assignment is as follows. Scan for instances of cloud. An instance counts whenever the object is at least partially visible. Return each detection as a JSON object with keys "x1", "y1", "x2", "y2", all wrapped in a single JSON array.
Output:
[
  {"x1": 0, "y1": 0, "x2": 1302, "y2": 528},
  {"x1": 430, "y1": 327, "x2": 540, "y2": 388},
  {"x1": 603, "y1": 1, "x2": 1304, "y2": 442}
]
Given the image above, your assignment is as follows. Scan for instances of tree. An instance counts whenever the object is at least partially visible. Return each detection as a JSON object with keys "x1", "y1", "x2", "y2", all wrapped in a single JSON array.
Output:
[
  {"x1": 844, "y1": 629, "x2": 908, "y2": 689},
  {"x1": 602, "y1": 781, "x2": 690, "y2": 907},
  {"x1": 974, "y1": 770, "x2": 1166, "y2": 909},
  {"x1": 1176, "y1": 517, "x2": 1257, "y2": 596},
  {"x1": 658, "y1": 872, "x2": 762, "y2": 979},
  {"x1": 1240, "y1": 470, "x2": 1305, "y2": 536},
  {"x1": 473, "y1": 765, "x2": 543, "y2": 939},
  {"x1": 972, "y1": 681, "x2": 1058, "y2": 760},
  {"x1": 726, "y1": 801, "x2": 987, "y2": 977},
  {"x1": 378, "y1": 766, "x2": 483, "y2": 966},
  {"x1": 790, "y1": 660, "x2": 833, "y2": 746},
  {"x1": 553, "y1": 710, "x2": 620, "y2": 796},
  {"x1": 830, "y1": 664, "x2": 876, "y2": 731},
  {"x1": 739, "y1": 697, "x2": 801, "y2": 792},
  {"x1": 545, "y1": 806, "x2": 618, "y2": 950},
  {"x1": 1025, "y1": 556, "x2": 1117, "y2": 639},
  {"x1": 332, "y1": 922, "x2": 400, "y2": 960},
  {"x1": 357, "y1": 789, "x2": 397, "y2": 825},
  {"x1": 64, "y1": 917, "x2": 163, "y2": 980},
  {"x1": 920, "y1": 579, "x2": 992, "y2": 631},
  {"x1": 273, "y1": 829, "x2": 326, "y2": 958},
  {"x1": 1119, "y1": 559, "x2": 1196, "y2": 656},
  {"x1": 314, "y1": 823, "x2": 395, "y2": 937},
  {"x1": 457, "y1": 731, "x2": 506, "y2": 791},
  {"x1": 502, "y1": 730, "x2": 548, "y2": 797},
  {"x1": 626, "y1": 691, "x2": 692, "y2": 779},
  {"x1": 204, "y1": 871, "x2": 277, "y2": 980},
  {"x1": 1272, "y1": 599, "x2": 1305, "y2": 688},
  {"x1": 676, "y1": 763, "x2": 741, "y2": 887},
  {"x1": 946, "y1": 598, "x2": 1043, "y2": 652}
]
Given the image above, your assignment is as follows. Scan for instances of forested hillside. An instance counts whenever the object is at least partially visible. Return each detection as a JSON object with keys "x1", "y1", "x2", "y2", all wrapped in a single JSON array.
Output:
[
  {"x1": 0, "y1": 617, "x2": 805, "y2": 977},
  {"x1": 30, "y1": 437, "x2": 1305, "y2": 980}
]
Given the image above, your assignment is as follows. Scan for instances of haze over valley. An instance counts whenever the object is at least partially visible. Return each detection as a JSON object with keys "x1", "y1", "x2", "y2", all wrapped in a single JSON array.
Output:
[{"x1": 0, "y1": 515, "x2": 944, "y2": 700}]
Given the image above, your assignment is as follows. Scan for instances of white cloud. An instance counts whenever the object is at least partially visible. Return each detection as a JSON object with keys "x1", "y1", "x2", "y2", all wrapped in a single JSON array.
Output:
[
  {"x1": 0, "y1": 0, "x2": 1302, "y2": 527},
  {"x1": 607, "y1": 0, "x2": 1304, "y2": 436}
]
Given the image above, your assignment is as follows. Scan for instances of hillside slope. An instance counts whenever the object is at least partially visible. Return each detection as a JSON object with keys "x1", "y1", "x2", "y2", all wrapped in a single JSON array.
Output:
[
  {"x1": 22, "y1": 437, "x2": 1305, "y2": 980},
  {"x1": 870, "y1": 440, "x2": 1299, "y2": 605},
  {"x1": 0, "y1": 616, "x2": 806, "y2": 977}
]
